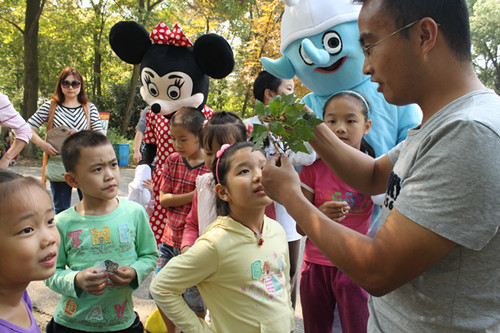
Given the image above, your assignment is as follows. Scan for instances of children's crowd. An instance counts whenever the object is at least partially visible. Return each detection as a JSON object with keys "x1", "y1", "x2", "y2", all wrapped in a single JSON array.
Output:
[{"x1": 0, "y1": 72, "x2": 377, "y2": 333}]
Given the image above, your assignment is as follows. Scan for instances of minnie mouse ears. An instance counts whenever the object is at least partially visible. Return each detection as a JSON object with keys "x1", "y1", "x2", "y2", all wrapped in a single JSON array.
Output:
[
  {"x1": 109, "y1": 21, "x2": 151, "y2": 64},
  {"x1": 109, "y1": 21, "x2": 234, "y2": 79},
  {"x1": 194, "y1": 34, "x2": 234, "y2": 79}
]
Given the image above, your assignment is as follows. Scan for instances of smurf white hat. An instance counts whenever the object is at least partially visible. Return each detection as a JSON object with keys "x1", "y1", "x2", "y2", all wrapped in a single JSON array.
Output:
[{"x1": 280, "y1": 0, "x2": 361, "y2": 53}]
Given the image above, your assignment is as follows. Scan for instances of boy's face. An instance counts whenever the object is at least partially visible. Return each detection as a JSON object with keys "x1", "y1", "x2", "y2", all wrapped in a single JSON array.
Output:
[
  {"x1": 170, "y1": 125, "x2": 201, "y2": 159},
  {"x1": 0, "y1": 186, "x2": 59, "y2": 285},
  {"x1": 67, "y1": 144, "x2": 120, "y2": 201}
]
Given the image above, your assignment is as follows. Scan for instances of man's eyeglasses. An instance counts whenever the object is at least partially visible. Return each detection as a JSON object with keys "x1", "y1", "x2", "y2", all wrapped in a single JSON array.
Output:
[
  {"x1": 61, "y1": 80, "x2": 81, "y2": 89},
  {"x1": 362, "y1": 19, "x2": 421, "y2": 57}
]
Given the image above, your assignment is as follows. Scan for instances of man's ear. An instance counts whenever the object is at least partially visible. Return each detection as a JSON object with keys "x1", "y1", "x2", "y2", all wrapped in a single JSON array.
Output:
[
  {"x1": 215, "y1": 183, "x2": 230, "y2": 203},
  {"x1": 418, "y1": 17, "x2": 439, "y2": 56},
  {"x1": 64, "y1": 172, "x2": 79, "y2": 189}
]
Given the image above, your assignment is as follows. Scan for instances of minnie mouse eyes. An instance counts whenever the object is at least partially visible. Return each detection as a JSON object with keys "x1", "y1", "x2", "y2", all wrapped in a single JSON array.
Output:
[
  {"x1": 167, "y1": 78, "x2": 184, "y2": 100},
  {"x1": 167, "y1": 85, "x2": 181, "y2": 100},
  {"x1": 148, "y1": 82, "x2": 159, "y2": 97}
]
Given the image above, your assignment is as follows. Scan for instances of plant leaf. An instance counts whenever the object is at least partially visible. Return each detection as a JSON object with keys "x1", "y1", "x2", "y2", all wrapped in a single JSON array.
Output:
[
  {"x1": 287, "y1": 138, "x2": 308, "y2": 154},
  {"x1": 269, "y1": 122, "x2": 287, "y2": 136},
  {"x1": 293, "y1": 124, "x2": 315, "y2": 141}
]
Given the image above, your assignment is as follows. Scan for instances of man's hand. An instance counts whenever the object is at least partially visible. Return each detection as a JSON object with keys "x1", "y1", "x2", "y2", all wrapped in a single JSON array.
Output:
[
  {"x1": 75, "y1": 268, "x2": 109, "y2": 295},
  {"x1": 107, "y1": 266, "x2": 137, "y2": 287},
  {"x1": 262, "y1": 154, "x2": 302, "y2": 205}
]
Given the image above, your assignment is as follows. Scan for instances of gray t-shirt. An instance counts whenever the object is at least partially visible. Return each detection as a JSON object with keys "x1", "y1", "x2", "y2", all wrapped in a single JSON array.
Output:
[
  {"x1": 136, "y1": 107, "x2": 148, "y2": 134},
  {"x1": 369, "y1": 90, "x2": 500, "y2": 332}
]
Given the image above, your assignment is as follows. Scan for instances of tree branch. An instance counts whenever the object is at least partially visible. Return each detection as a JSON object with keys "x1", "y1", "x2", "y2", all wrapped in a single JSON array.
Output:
[{"x1": 0, "y1": 17, "x2": 24, "y2": 34}]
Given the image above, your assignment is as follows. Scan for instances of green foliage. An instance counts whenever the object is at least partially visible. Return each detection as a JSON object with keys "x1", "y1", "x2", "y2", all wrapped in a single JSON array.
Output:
[
  {"x1": 105, "y1": 81, "x2": 147, "y2": 140},
  {"x1": 470, "y1": 0, "x2": 500, "y2": 93},
  {"x1": 250, "y1": 94, "x2": 322, "y2": 154}
]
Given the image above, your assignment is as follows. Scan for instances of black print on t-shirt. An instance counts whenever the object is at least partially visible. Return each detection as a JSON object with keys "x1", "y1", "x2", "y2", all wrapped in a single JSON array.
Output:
[{"x1": 384, "y1": 171, "x2": 401, "y2": 210}]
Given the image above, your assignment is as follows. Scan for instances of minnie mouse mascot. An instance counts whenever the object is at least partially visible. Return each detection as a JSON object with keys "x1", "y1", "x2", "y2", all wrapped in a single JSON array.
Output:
[{"x1": 109, "y1": 21, "x2": 234, "y2": 243}]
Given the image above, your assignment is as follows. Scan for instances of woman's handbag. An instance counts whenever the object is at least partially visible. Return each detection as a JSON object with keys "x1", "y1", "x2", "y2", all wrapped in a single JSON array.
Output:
[
  {"x1": 41, "y1": 101, "x2": 90, "y2": 185},
  {"x1": 45, "y1": 126, "x2": 72, "y2": 152}
]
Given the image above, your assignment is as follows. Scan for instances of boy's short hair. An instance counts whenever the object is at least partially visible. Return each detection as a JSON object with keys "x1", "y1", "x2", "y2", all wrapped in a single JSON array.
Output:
[
  {"x1": 253, "y1": 70, "x2": 283, "y2": 103},
  {"x1": 61, "y1": 130, "x2": 111, "y2": 172},
  {"x1": 170, "y1": 107, "x2": 206, "y2": 136}
]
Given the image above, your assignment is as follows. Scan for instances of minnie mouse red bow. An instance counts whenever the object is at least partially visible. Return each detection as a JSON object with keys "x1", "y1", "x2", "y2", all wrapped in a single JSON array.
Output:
[{"x1": 149, "y1": 21, "x2": 193, "y2": 47}]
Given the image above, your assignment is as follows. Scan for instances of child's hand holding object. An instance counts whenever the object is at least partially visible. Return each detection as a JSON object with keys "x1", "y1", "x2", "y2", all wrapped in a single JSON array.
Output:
[
  {"x1": 318, "y1": 200, "x2": 350, "y2": 222},
  {"x1": 108, "y1": 266, "x2": 137, "y2": 287},
  {"x1": 75, "y1": 268, "x2": 108, "y2": 296}
]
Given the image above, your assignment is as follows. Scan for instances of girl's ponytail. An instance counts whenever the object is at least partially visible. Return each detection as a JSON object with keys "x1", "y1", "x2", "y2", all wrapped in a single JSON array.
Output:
[{"x1": 361, "y1": 138, "x2": 375, "y2": 158}]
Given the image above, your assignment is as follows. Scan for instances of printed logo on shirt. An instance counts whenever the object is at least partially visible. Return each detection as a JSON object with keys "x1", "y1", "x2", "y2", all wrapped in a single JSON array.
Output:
[
  {"x1": 86, "y1": 305, "x2": 104, "y2": 321},
  {"x1": 68, "y1": 230, "x2": 83, "y2": 247},
  {"x1": 243, "y1": 257, "x2": 287, "y2": 303},
  {"x1": 64, "y1": 299, "x2": 77, "y2": 316},
  {"x1": 324, "y1": 190, "x2": 370, "y2": 213},
  {"x1": 384, "y1": 171, "x2": 402, "y2": 210},
  {"x1": 119, "y1": 224, "x2": 130, "y2": 243},
  {"x1": 114, "y1": 301, "x2": 128, "y2": 318},
  {"x1": 91, "y1": 227, "x2": 111, "y2": 245}
]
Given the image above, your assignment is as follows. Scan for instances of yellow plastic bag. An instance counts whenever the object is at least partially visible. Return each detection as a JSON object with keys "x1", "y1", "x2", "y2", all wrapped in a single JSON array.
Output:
[{"x1": 144, "y1": 308, "x2": 168, "y2": 333}]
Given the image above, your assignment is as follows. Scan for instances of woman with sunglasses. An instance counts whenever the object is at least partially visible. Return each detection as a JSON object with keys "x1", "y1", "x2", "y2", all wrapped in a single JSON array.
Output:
[{"x1": 28, "y1": 67, "x2": 102, "y2": 214}]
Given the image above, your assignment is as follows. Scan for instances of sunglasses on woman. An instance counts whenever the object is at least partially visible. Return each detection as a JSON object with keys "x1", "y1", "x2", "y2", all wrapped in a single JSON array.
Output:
[{"x1": 61, "y1": 80, "x2": 81, "y2": 89}]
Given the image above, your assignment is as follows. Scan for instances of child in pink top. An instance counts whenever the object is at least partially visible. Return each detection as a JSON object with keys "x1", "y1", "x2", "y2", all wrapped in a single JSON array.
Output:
[
  {"x1": 298, "y1": 91, "x2": 375, "y2": 333},
  {"x1": 0, "y1": 93, "x2": 32, "y2": 169}
]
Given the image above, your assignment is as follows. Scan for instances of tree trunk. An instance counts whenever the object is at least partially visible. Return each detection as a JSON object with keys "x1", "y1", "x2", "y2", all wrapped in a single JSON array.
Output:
[
  {"x1": 241, "y1": 84, "x2": 252, "y2": 118},
  {"x1": 22, "y1": 0, "x2": 44, "y2": 158},
  {"x1": 120, "y1": 64, "x2": 141, "y2": 136},
  {"x1": 93, "y1": 32, "x2": 102, "y2": 100}
]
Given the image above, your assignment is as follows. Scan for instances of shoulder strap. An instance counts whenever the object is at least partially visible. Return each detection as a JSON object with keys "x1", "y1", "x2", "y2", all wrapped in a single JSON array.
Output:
[
  {"x1": 46, "y1": 100, "x2": 57, "y2": 131},
  {"x1": 83, "y1": 103, "x2": 91, "y2": 130}
]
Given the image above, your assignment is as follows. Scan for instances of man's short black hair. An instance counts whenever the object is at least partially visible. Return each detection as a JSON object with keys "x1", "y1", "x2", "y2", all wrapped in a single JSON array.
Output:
[
  {"x1": 61, "y1": 130, "x2": 111, "y2": 172},
  {"x1": 355, "y1": 0, "x2": 471, "y2": 61},
  {"x1": 253, "y1": 70, "x2": 284, "y2": 103}
]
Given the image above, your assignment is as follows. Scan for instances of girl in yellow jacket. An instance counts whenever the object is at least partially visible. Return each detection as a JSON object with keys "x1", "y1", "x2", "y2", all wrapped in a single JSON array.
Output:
[{"x1": 150, "y1": 142, "x2": 294, "y2": 332}]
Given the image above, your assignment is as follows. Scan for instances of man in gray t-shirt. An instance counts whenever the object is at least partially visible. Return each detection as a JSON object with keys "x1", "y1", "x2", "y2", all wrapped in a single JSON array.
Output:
[{"x1": 261, "y1": 0, "x2": 500, "y2": 332}]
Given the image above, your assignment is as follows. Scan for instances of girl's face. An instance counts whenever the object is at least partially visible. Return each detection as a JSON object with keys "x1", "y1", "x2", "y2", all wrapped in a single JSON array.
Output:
[
  {"x1": 324, "y1": 97, "x2": 372, "y2": 150},
  {"x1": 203, "y1": 137, "x2": 222, "y2": 171},
  {"x1": 0, "y1": 186, "x2": 59, "y2": 287},
  {"x1": 60, "y1": 74, "x2": 81, "y2": 99},
  {"x1": 218, "y1": 147, "x2": 272, "y2": 211}
]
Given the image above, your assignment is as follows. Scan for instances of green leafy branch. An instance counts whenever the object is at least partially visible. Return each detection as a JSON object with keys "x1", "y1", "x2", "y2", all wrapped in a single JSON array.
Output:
[{"x1": 250, "y1": 93, "x2": 323, "y2": 154}]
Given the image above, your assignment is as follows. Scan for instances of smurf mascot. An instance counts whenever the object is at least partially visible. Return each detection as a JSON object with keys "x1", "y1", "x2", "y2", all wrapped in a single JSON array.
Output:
[
  {"x1": 109, "y1": 21, "x2": 234, "y2": 243},
  {"x1": 261, "y1": 0, "x2": 421, "y2": 159}
]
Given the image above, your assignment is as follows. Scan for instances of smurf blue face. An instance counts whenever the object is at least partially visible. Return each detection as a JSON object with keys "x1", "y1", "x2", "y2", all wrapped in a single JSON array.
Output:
[{"x1": 283, "y1": 21, "x2": 368, "y2": 96}]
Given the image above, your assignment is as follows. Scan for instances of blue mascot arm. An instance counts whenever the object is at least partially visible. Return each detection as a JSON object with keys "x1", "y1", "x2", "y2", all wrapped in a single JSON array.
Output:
[
  {"x1": 396, "y1": 104, "x2": 422, "y2": 143},
  {"x1": 261, "y1": 56, "x2": 296, "y2": 79}
]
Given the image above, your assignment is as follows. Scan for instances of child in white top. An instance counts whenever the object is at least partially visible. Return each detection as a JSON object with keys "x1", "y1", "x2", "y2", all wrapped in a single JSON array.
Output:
[{"x1": 180, "y1": 111, "x2": 248, "y2": 253}]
